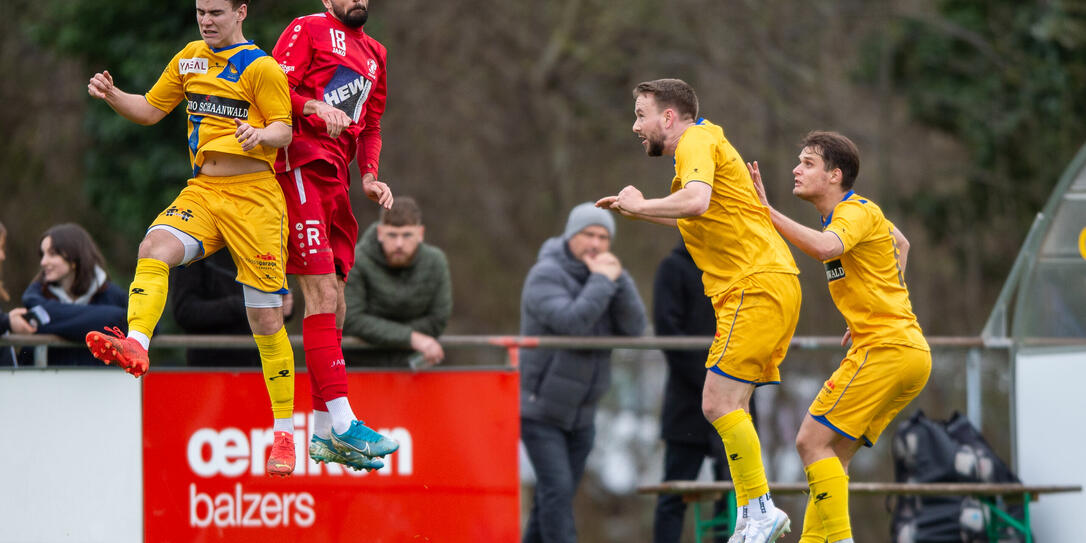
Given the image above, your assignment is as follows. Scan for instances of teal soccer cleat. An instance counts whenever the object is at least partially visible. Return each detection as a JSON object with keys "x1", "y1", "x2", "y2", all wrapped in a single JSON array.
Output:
[
  {"x1": 330, "y1": 420, "x2": 399, "y2": 458},
  {"x1": 309, "y1": 435, "x2": 384, "y2": 472}
]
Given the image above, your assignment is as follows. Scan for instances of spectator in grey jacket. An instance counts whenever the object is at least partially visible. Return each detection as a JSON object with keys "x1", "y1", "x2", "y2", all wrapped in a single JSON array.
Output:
[
  {"x1": 343, "y1": 197, "x2": 452, "y2": 367},
  {"x1": 519, "y1": 202, "x2": 647, "y2": 543}
]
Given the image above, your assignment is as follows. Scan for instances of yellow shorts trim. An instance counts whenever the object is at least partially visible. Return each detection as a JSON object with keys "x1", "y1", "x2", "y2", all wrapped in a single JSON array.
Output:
[
  {"x1": 151, "y1": 171, "x2": 289, "y2": 293},
  {"x1": 808, "y1": 344, "x2": 931, "y2": 446},
  {"x1": 706, "y1": 273, "x2": 801, "y2": 385}
]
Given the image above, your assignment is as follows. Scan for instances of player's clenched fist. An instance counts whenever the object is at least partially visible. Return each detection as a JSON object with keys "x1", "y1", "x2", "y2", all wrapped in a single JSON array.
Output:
[
  {"x1": 87, "y1": 70, "x2": 115, "y2": 100},
  {"x1": 234, "y1": 118, "x2": 265, "y2": 151}
]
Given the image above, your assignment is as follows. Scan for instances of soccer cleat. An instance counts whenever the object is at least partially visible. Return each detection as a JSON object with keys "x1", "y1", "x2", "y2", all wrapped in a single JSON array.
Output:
[
  {"x1": 330, "y1": 420, "x2": 399, "y2": 458},
  {"x1": 86, "y1": 327, "x2": 149, "y2": 378},
  {"x1": 266, "y1": 431, "x2": 296, "y2": 476},
  {"x1": 742, "y1": 507, "x2": 791, "y2": 543},
  {"x1": 309, "y1": 435, "x2": 384, "y2": 472},
  {"x1": 728, "y1": 516, "x2": 748, "y2": 543}
]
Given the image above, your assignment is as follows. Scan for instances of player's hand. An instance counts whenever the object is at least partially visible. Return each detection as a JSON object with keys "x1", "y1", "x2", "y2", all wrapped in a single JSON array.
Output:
[
  {"x1": 840, "y1": 327, "x2": 852, "y2": 347},
  {"x1": 361, "y1": 173, "x2": 393, "y2": 209},
  {"x1": 584, "y1": 251, "x2": 622, "y2": 281},
  {"x1": 234, "y1": 119, "x2": 267, "y2": 151},
  {"x1": 313, "y1": 101, "x2": 352, "y2": 139},
  {"x1": 8, "y1": 308, "x2": 37, "y2": 334},
  {"x1": 87, "y1": 70, "x2": 115, "y2": 100},
  {"x1": 748, "y1": 161, "x2": 770, "y2": 207},
  {"x1": 614, "y1": 185, "x2": 646, "y2": 214},
  {"x1": 410, "y1": 331, "x2": 445, "y2": 366}
]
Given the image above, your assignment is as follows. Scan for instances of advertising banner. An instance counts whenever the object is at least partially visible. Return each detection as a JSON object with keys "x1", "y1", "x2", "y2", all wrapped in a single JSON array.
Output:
[{"x1": 143, "y1": 369, "x2": 520, "y2": 542}]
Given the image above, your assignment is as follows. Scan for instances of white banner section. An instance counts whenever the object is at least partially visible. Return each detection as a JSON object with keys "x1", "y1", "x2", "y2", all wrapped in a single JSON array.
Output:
[{"x1": 0, "y1": 369, "x2": 142, "y2": 543}]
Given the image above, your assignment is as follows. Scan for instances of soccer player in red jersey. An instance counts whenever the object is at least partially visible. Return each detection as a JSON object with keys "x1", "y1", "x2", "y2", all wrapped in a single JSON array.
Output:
[{"x1": 272, "y1": 0, "x2": 398, "y2": 471}]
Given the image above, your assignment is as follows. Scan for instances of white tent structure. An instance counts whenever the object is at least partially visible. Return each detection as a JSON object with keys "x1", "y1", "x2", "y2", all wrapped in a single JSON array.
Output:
[{"x1": 983, "y1": 142, "x2": 1086, "y2": 540}]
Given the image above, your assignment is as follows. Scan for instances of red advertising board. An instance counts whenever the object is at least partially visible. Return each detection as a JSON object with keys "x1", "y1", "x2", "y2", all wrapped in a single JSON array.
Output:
[{"x1": 143, "y1": 369, "x2": 520, "y2": 542}]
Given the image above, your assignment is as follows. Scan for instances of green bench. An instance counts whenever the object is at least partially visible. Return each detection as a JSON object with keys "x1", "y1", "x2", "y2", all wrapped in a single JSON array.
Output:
[{"x1": 637, "y1": 481, "x2": 1082, "y2": 543}]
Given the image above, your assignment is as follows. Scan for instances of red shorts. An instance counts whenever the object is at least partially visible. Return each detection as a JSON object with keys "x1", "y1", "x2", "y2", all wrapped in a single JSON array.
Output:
[{"x1": 276, "y1": 160, "x2": 358, "y2": 277}]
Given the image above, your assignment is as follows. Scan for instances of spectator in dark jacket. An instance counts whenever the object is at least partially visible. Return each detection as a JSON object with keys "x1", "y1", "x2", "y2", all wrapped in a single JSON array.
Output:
[
  {"x1": 171, "y1": 250, "x2": 294, "y2": 367},
  {"x1": 343, "y1": 197, "x2": 452, "y2": 368},
  {"x1": 652, "y1": 239, "x2": 757, "y2": 543},
  {"x1": 1, "y1": 220, "x2": 36, "y2": 365},
  {"x1": 519, "y1": 202, "x2": 647, "y2": 543},
  {"x1": 22, "y1": 223, "x2": 126, "y2": 366}
]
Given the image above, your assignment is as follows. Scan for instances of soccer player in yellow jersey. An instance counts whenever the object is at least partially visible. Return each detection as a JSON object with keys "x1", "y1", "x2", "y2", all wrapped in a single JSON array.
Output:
[
  {"x1": 84, "y1": 0, "x2": 300, "y2": 476},
  {"x1": 750, "y1": 131, "x2": 932, "y2": 543},
  {"x1": 597, "y1": 79, "x2": 800, "y2": 543}
]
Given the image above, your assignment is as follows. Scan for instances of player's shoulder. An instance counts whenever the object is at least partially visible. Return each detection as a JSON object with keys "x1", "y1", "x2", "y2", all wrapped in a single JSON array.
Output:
[
  {"x1": 835, "y1": 192, "x2": 883, "y2": 219},
  {"x1": 178, "y1": 40, "x2": 210, "y2": 56},
  {"x1": 289, "y1": 12, "x2": 331, "y2": 31},
  {"x1": 361, "y1": 31, "x2": 388, "y2": 58}
]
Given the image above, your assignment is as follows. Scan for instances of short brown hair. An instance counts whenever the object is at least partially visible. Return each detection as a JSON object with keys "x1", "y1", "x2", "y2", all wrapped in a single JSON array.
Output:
[
  {"x1": 379, "y1": 197, "x2": 422, "y2": 227},
  {"x1": 36, "y1": 223, "x2": 109, "y2": 298},
  {"x1": 228, "y1": 0, "x2": 250, "y2": 9},
  {"x1": 801, "y1": 131, "x2": 860, "y2": 191},
  {"x1": 633, "y1": 79, "x2": 699, "y2": 121}
]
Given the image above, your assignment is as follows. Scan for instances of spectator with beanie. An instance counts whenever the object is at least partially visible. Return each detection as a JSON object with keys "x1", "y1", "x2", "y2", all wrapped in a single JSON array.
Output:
[{"x1": 519, "y1": 202, "x2": 647, "y2": 543}]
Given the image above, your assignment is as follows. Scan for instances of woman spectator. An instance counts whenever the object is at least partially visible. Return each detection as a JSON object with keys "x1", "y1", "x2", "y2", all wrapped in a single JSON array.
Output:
[{"x1": 22, "y1": 223, "x2": 126, "y2": 365}]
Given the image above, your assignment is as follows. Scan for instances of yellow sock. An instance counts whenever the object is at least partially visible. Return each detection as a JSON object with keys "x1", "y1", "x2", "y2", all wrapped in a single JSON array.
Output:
[
  {"x1": 712, "y1": 409, "x2": 770, "y2": 500},
  {"x1": 798, "y1": 487, "x2": 827, "y2": 543},
  {"x1": 126, "y1": 258, "x2": 170, "y2": 338},
  {"x1": 806, "y1": 456, "x2": 851, "y2": 542},
  {"x1": 254, "y1": 327, "x2": 294, "y2": 420}
]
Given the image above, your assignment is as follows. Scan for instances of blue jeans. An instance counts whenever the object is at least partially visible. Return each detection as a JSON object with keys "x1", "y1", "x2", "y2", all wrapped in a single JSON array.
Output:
[{"x1": 521, "y1": 418, "x2": 596, "y2": 543}]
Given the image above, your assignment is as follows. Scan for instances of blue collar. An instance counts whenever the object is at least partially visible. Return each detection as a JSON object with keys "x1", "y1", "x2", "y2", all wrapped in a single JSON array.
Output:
[
  {"x1": 820, "y1": 190, "x2": 855, "y2": 228},
  {"x1": 211, "y1": 40, "x2": 254, "y2": 53}
]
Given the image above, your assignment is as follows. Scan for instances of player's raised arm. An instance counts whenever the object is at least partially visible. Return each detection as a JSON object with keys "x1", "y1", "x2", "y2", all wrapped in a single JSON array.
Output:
[
  {"x1": 87, "y1": 70, "x2": 168, "y2": 126},
  {"x1": 748, "y1": 160, "x2": 844, "y2": 261}
]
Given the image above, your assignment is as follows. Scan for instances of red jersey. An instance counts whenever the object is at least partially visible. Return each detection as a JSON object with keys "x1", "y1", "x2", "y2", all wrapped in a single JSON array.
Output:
[{"x1": 272, "y1": 12, "x2": 387, "y2": 180}]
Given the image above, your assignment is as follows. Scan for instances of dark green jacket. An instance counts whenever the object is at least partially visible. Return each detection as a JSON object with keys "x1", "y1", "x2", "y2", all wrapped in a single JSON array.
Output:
[{"x1": 343, "y1": 223, "x2": 452, "y2": 366}]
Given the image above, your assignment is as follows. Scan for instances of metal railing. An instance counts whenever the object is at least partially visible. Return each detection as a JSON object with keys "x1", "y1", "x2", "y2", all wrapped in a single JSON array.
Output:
[{"x1": 2, "y1": 333, "x2": 1010, "y2": 430}]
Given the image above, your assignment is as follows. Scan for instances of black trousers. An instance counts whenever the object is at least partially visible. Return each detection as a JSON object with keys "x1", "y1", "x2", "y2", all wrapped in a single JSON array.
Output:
[{"x1": 653, "y1": 440, "x2": 730, "y2": 543}]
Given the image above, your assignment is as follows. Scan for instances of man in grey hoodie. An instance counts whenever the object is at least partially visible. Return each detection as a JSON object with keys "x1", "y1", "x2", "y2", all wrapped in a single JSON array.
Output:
[{"x1": 519, "y1": 202, "x2": 647, "y2": 543}]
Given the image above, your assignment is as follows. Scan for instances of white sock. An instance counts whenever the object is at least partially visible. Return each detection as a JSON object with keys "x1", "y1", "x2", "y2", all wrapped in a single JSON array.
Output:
[
  {"x1": 831, "y1": 539, "x2": 854, "y2": 543},
  {"x1": 737, "y1": 504, "x2": 748, "y2": 525},
  {"x1": 326, "y1": 397, "x2": 355, "y2": 434},
  {"x1": 127, "y1": 330, "x2": 150, "y2": 350},
  {"x1": 748, "y1": 492, "x2": 775, "y2": 521},
  {"x1": 312, "y1": 410, "x2": 332, "y2": 439},
  {"x1": 273, "y1": 417, "x2": 293, "y2": 433}
]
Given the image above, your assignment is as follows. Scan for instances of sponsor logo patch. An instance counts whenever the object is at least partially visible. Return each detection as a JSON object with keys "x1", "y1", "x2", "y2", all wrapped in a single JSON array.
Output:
[
  {"x1": 179, "y1": 57, "x2": 209, "y2": 74},
  {"x1": 185, "y1": 93, "x2": 251, "y2": 120},
  {"x1": 825, "y1": 259, "x2": 845, "y2": 282}
]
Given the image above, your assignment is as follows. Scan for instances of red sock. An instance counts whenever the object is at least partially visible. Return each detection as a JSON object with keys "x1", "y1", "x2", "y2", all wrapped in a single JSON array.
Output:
[{"x1": 303, "y1": 313, "x2": 347, "y2": 409}]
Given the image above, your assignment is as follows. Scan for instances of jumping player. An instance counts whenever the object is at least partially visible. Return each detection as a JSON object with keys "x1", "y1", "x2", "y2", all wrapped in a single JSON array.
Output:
[
  {"x1": 85, "y1": 0, "x2": 299, "y2": 476},
  {"x1": 597, "y1": 79, "x2": 799, "y2": 543},
  {"x1": 750, "y1": 131, "x2": 931, "y2": 543},
  {"x1": 272, "y1": 0, "x2": 398, "y2": 471}
]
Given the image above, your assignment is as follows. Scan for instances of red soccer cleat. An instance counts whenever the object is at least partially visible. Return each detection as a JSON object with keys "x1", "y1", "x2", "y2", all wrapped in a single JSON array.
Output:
[
  {"x1": 86, "y1": 326, "x2": 149, "y2": 378},
  {"x1": 267, "y1": 431, "x2": 296, "y2": 477}
]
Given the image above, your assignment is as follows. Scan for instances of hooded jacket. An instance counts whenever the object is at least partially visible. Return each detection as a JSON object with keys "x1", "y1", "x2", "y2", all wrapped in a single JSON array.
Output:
[
  {"x1": 22, "y1": 266, "x2": 126, "y2": 366},
  {"x1": 519, "y1": 236, "x2": 646, "y2": 430}
]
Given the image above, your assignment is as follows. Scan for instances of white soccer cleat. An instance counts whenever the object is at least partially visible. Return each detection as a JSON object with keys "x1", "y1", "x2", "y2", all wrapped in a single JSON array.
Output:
[
  {"x1": 728, "y1": 515, "x2": 748, "y2": 543},
  {"x1": 742, "y1": 507, "x2": 791, "y2": 543}
]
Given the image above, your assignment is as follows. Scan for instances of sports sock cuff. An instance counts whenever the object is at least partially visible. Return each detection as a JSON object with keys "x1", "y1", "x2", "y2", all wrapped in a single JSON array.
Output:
[
  {"x1": 303, "y1": 313, "x2": 339, "y2": 348},
  {"x1": 711, "y1": 409, "x2": 748, "y2": 434},
  {"x1": 806, "y1": 456, "x2": 846, "y2": 485}
]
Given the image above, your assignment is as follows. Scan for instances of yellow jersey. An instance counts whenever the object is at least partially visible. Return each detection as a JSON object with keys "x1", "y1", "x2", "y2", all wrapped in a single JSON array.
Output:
[
  {"x1": 145, "y1": 40, "x2": 291, "y2": 177},
  {"x1": 822, "y1": 192, "x2": 928, "y2": 351},
  {"x1": 672, "y1": 119, "x2": 799, "y2": 296}
]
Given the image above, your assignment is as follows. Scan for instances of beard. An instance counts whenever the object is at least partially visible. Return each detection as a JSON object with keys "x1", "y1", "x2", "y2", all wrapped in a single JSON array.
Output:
[
  {"x1": 333, "y1": 3, "x2": 368, "y2": 28},
  {"x1": 646, "y1": 136, "x2": 665, "y2": 157}
]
